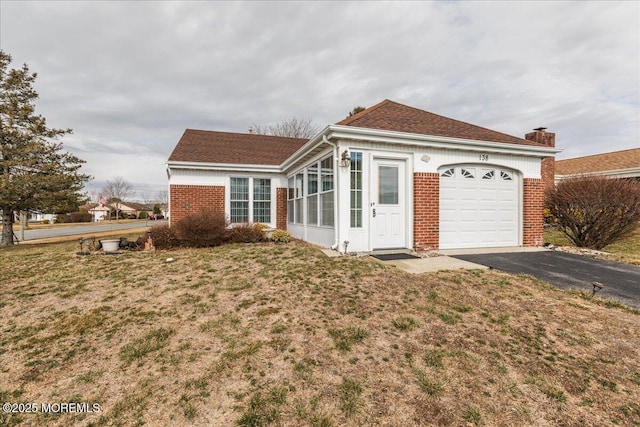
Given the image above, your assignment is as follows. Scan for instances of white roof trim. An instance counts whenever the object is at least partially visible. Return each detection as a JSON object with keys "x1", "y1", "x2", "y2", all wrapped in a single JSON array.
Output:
[
  {"x1": 167, "y1": 160, "x2": 282, "y2": 174},
  {"x1": 170, "y1": 125, "x2": 562, "y2": 175},
  {"x1": 326, "y1": 125, "x2": 562, "y2": 157}
]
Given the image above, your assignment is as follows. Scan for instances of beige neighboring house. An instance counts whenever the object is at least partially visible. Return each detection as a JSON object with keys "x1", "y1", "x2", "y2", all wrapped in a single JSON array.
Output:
[
  {"x1": 86, "y1": 201, "x2": 152, "y2": 221},
  {"x1": 555, "y1": 148, "x2": 640, "y2": 181},
  {"x1": 116, "y1": 202, "x2": 153, "y2": 218}
]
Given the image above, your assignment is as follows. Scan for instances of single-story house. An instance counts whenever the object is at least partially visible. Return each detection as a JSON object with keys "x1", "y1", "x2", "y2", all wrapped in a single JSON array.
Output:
[
  {"x1": 116, "y1": 202, "x2": 153, "y2": 218},
  {"x1": 555, "y1": 148, "x2": 640, "y2": 181},
  {"x1": 167, "y1": 99, "x2": 560, "y2": 252},
  {"x1": 86, "y1": 204, "x2": 110, "y2": 222},
  {"x1": 86, "y1": 201, "x2": 153, "y2": 221}
]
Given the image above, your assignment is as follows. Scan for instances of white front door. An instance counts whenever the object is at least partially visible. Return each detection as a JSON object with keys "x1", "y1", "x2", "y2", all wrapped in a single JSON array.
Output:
[{"x1": 371, "y1": 158, "x2": 406, "y2": 249}]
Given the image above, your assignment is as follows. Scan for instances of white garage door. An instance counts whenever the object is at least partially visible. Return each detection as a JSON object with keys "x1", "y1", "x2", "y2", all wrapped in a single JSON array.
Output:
[{"x1": 439, "y1": 165, "x2": 519, "y2": 249}]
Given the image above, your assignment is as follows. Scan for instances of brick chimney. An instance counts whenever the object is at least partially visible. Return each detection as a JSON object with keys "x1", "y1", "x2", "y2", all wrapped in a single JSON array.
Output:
[{"x1": 525, "y1": 127, "x2": 555, "y2": 190}]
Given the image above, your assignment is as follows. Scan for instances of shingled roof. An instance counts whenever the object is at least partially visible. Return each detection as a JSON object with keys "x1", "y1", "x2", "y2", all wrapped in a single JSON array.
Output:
[
  {"x1": 168, "y1": 130, "x2": 307, "y2": 165},
  {"x1": 337, "y1": 99, "x2": 540, "y2": 146},
  {"x1": 555, "y1": 148, "x2": 640, "y2": 175}
]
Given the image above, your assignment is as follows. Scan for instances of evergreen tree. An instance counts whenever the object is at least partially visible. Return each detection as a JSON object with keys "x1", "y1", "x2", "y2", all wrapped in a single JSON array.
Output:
[{"x1": 0, "y1": 51, "x2": 90, "y2": 246}]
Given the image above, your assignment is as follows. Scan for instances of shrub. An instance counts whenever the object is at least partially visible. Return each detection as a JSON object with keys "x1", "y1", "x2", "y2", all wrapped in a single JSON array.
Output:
[
  {"x1": 546, "y1": 175, "x2": 640, "y2": 250},
  {"x1": 227, "y1": 223, "x2": 265, "y2": 243},
  {"x1": 174, "y1": 210, "x2": 228, "y2": 247},
  {"x1": 55, "y1": 212, "x2": 92, "y2": 223},
  {"x1": 138, "y1": 211, "x2": 149, "y2": 219},
  {"x1": 70, "y1": 212, "x2": 93, "y2": 223},
  {"x1": 271, "y1": 229, "x2": 291, "y2": 243},
  {"x1": 42, "y1": 219, "x2": 50, "y2": 224},
  {"x1": 149, "y1": 224, "x2": 179, "y2": 249}
]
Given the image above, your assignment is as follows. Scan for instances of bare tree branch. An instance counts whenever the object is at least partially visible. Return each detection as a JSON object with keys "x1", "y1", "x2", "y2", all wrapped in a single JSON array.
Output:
[{"x1": 251, "y1": 117, "x2": 319, "y2": 139}]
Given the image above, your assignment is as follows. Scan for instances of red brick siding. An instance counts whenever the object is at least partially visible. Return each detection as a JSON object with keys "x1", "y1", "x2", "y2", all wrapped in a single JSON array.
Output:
[
  {"x1": 523, "y1": 178, "x2": 544, "y2": 246},
  {"x1": 541, "y1": 157, "x2": 555, "y2": 191},
  {"x1": 414, "y1": 172, "x2": 439, "y2": 251},
  {"x1": 169, "y1": 185, "x2": 225, "y2": 225},
  {"x1": 525, "y1": 130, "x2": 556, "y2": 191},
  {"x1": 276, "y1": 187, "x2": 288, "y2": 230}
]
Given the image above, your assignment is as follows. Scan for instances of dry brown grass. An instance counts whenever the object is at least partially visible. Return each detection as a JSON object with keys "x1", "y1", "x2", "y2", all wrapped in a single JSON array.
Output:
[
  {"x1": 1, "y1": 239, "x2": 639, "y2": 426},
  {"x1": 546, "y1": 223, "x2": 640, "y2": 265}
]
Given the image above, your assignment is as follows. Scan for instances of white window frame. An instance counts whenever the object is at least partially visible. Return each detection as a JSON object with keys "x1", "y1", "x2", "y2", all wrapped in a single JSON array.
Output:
[{"x1": 229, "y1": 177, "x2": 272, "y2": 224}]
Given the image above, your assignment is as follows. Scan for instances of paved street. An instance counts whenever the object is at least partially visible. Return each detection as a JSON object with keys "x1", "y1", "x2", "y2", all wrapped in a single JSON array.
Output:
[{"x1": 19, "y1": 220, "x2": 166, "y2": 241}]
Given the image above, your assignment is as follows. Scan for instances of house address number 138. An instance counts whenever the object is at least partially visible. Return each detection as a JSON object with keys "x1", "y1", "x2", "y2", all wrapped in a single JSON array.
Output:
[{"x1": 479, "y1": 154, "x2": 489, "y2": 161}]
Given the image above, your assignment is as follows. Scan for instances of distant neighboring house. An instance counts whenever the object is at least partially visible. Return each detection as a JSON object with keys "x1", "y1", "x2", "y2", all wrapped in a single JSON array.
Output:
[
  {"x1": 26, "y1": 211, "x2": 56, "y2": 223},
  {"x1": 167, "y1": 99, "x2": 560, "y2": 252},
  {"x1": 85, "y1": 203, "x2": 110, "y2": 222},
  {"x1": 555, "y1": 148, "x2": 640, "y2": 181},
  {"x1": 116, "y1": 202, "x2": 153, "y2": 218},
  {"x1": 10, "y1": 210, "x2": 56, "y2": 223}
]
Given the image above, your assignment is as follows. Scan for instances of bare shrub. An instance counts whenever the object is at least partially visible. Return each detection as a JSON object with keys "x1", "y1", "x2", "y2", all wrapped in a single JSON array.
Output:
[
  {"x1": 546, "y1": 175, "x2": 640, "y2": 250},
  {"x1": 227, "y1": 223, "x2": 265, "y2": 243},
  {"x1": 174, "y1": 210, "x2": 228, "y2": 247},
  {"x1": 149, "y1": 224, "x2": 179, "y2": 249},
  {"x1": 271, "y1": 229, "x2": 291, "y2": 243}
]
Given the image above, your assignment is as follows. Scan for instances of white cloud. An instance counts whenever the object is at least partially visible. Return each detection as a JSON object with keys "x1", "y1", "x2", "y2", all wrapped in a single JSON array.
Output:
[{"x1": 2, "y1": 0, "x2": 638, "y2": 198}]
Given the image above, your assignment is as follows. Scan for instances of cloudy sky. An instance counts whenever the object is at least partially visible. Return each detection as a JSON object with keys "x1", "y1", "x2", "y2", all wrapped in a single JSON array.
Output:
[{"x1": 2, "y1": 1, "x2": 638, "y2": 200}]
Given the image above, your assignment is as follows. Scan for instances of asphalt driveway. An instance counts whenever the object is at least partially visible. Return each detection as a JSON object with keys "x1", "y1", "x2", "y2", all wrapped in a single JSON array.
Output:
[{"x1": 451, "y1": 250, "x2": 640, "y2": 308}]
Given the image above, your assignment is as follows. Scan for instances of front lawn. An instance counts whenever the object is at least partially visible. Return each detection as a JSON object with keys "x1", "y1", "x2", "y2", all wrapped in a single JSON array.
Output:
[{"x1": 1, "y1": 240, "x2": 638, "y2": 426}]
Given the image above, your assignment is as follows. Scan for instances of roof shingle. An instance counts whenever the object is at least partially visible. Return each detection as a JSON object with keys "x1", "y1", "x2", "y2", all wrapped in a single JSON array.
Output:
[
  {"x1": 168, "y1": 130, "x2": 307, "y2": 165},
  {"x1": 555, "y1": 148, "x2": 640, "y2": 175},
  {"x1": 337, "y1": 99, "x2": 540, "y2": 146}
]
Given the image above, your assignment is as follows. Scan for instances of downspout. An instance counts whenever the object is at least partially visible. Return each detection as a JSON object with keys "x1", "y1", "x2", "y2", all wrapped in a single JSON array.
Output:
[{"x1": 323, "y1": 135, "x2": 341, "y2": 252}]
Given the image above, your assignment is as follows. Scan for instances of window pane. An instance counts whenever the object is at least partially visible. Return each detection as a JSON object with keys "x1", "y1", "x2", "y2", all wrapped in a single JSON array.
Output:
[
  {"x1": 350, "y1": 152, "x2": 363, "y2": 228},
  {"x1": 308, "y1": 164, "x2": 318, "y2": 195},
  {"x1": 321, "y1": 156, "x2": 333, "y2": 192},
  {"x1": 296, "y1": 173, "x2": 304, "y2": 198},
  {"x1": 287, "y1": 200, "x2": 294, "y2": 223},
  {"x1": 288, "y1": 176, "x2": 295, "y2": 200},
  {"x1": 254, "y1": 201, "x2": 270, "y2": 223},
  {"x1": 230, "y1": 201, "x2": 249, "y2": 223},
  {"x1": 321, "y1": 191, "x2": 334, "y2": 226},
  {"x1": 379, "y1": 166, "x2": 398, "y2": 205},
  {"x1": 230, "y1": 177, "x2": 249, "y2": 201},
  {"x1": 307, "y1": 195, "x2": 318, "y2": 226},
  {"x1": 254, "y1": 178, "x2": 271, "y2": 201},
  {"x1": 230, "y1": 177, "x2": 249, "y2": 223},
  {"x1": 294, "y1": 199, "x2": 303, "y2": 224}
]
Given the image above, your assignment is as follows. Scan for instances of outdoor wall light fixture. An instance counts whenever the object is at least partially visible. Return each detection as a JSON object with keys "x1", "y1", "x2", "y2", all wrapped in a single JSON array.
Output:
[{"x1": 340, "y1": 150, "x2": 351, "y2": 167}]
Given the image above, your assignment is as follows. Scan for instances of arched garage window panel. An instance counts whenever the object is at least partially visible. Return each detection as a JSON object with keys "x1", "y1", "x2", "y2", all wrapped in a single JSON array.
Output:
[
  {"x1": 500, "y1": 171, "x2": 513, "y2": 181},
  {"x1": 482, "y1": 169, "x2": 495, "y2": 180},
  {"x1": 441, "y1": 168, "x2": 455, "y2": 178},
  {"x1": 461, "y1": 168, "x2": 475, "y2": 179}
]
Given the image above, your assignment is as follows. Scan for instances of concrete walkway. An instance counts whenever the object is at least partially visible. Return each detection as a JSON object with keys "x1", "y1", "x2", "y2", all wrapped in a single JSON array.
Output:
[
  {"x1": 371, "y1": 247, "x2": 548, "y2": 274},
  {"x1": 380, "y1": 256, "x2": 489, "y2": 273}
]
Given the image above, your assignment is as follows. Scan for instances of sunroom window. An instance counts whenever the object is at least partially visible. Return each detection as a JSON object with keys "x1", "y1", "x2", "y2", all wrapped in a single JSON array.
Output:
[
  {"x1": 287, "y1": 155, "x2": 334, "y2": 227},
  {"x1": 320, "y1": 156, "x2": 334, "y2": 226}
]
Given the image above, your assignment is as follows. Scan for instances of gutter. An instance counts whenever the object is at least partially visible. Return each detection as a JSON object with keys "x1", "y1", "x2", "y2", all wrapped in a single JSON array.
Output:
[{"x1": 321, "y1": 135, "x2": 341, "y2": 251}]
